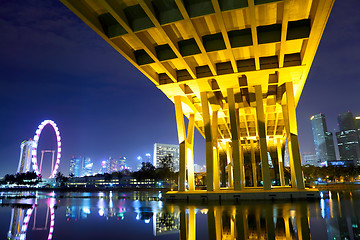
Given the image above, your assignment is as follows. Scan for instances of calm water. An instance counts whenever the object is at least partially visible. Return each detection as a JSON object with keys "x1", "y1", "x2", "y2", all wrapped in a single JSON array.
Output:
[{"x1": 1, "y1": 190, "x2": 359, "y2": 240}]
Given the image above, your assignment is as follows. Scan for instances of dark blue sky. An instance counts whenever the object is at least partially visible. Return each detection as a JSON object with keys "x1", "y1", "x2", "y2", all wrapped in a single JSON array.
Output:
[{"x1": 0, "y1": 0, "x2": 359, "y2": 176}]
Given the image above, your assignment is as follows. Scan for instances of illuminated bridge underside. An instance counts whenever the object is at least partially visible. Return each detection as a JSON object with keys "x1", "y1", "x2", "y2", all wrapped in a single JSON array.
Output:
[{"x1": 62, "y1": 0, "x2": 334, "y2": 196}]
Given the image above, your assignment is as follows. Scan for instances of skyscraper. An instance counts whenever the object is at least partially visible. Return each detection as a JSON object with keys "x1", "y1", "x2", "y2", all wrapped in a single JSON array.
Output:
[
  {"x1": 17, "y1": 139, "x2": 35, "y2": 173},
  {"x1": 82, "y1": 157, "x2": 93, "y2": 176},
  {"x1": 107, "y1": 157, "x2": 118, "y2": 173},
  {"x1": 336, "y1": 112, "x2": 360, "y2": 166},
  {"x1": 153, "y1": 143, "x2": 179, "y2": 172},
  {"x1": 69, "y1": 156, "x2": 82, "y2": 177},
  {"x1": 311, "y1": 114, "x2": 336, "y2": 165},
  {"x1": 302, "y1": 152, "x2": 318, "y2": 166}
]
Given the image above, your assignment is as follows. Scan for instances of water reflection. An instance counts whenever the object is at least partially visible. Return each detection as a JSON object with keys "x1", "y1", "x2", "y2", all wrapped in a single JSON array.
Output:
[
  {"x1": 8, "y1": 198, "x2": 55, "y2": 240},
  {"x1": 4, "y1": 190, "x2": 360, "y2": 239}
]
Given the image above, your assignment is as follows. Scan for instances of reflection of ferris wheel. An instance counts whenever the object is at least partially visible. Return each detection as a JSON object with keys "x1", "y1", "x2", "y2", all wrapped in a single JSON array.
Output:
[
  {"x1": 17, "y1": 200, "x2": 55, "y2": 240},
  {"x1": 31, "y1": 120, "x2": 61, "y2": 178}
]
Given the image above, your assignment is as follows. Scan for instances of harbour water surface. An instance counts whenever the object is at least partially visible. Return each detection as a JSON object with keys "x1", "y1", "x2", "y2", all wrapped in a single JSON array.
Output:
[{"x1": 1, "y1": 190, "x2": 359, "y2": 239}]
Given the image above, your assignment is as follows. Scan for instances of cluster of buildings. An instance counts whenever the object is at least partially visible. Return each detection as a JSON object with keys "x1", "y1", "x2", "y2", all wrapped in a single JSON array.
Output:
[
  {"x1": 69, "y1": 143, "x2": 187, "y2": 177},
  {"x1": 309, "y1": 112, "x2": 360, "y2": 167}
]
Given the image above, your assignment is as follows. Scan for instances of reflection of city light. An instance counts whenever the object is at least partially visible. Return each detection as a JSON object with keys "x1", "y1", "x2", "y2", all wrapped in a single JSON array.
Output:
[
  {"x1": 83, "y1": 207, "x2": 91, "y2": 214},
  {"x1": 145, "y1": 219, "x2": 150, "y2": 224},
  {"x1": 136, "y1": 213, "x2": 140, "y2": 220},
  {"x1": 200, "y1": 209, "x2": 208, "y2": 214},
  {"x1": 320, "y1": 199, "x2": 325, "y2": 218},
  {"x1": 99, "y1": 208, "x2": 104, "y2": 216}
]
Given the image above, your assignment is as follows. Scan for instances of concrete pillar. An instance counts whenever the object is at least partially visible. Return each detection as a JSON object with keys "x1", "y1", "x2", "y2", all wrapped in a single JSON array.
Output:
[
  {"x1": 254, "y1": 85, "x2": 271, "y2": 190},
  {"x1": 187, "y1": 114, "x2": 195, "y2": 191},
  {"x1": 250, "y1": 140, "x2": 257, "y2": 187},
  {"x1": 212, "y1": 110, "x2": 220, "y2": 191},
  {"x1": 226, "y1": 142, "x2": 233, "y2": 188},
  {"x1": 201, "y1": 92, "x2": 214, "y2": 191},
  {"x1": 175, "y1": 96, "x2": 187, "y2": 192},
  {"x1": 227, "y1": 88, "x2": 242, "y2": 190},
  {"x1": 175, "y1": 96, "x2": 195, "y2": 192},
  {"x1": 277, "y1": 139, "x2": 285, "y2": 186},
  {"x1": 283, "y1": 82, "x2": 305, "y2": 189}
]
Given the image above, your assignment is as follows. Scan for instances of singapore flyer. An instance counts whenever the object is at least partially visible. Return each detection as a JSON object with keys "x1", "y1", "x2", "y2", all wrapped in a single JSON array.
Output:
[{"x1": 31, "y1": 120, "x2": 61, "y2": 178}]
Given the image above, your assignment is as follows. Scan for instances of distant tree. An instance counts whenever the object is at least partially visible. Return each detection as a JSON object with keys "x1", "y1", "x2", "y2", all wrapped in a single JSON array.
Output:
[
  {"x1": 156, "y1": 155, "x2": 176, "y2": 182},
  {"x1": 104, "y1": 173, "x2": 112, "y2": 181},
  {"x1": 55, "y1": 172, "x2": 68, "y2": 187},
  {"x1": 159, "y1": 154, "x2": 174, "y2": 171},
  {"x1": 133, "y1": 162, "x2": 156, "y2": 180}
]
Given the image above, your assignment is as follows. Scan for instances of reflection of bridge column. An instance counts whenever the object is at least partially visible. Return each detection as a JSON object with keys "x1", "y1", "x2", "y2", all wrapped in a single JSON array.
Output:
[
  {"x1": 179, "y1": 206, "x2": 187, "y2": 240},
  {"x1": 175, "y1": 96, "x2": 195, "y2": 192},
  {"x1": 179, "y1": 206, "x2": 196, "y2": 240},
  {"x1": 296, "y1": 204, "x2": 311, "y2": 240},
  {"x1": 227, "y1": 88, "x2": 242, "y2": 190},
  {"x1": 235, "y1": 206, "x2": 247, "y2": 240},
  {"x1": 282, "y1": 82, "x2": 305, "y2": 189},
  {"x1": 208, "y1": 206, "x2": 222, "y2": 240},
  {"x1": 254, "y1": 85, "x2": 271, "y2": 190},
  {"x1": 188, "y1": 207, "x2": 196, "y2": 240},
  {"x1": 265, "y1": 205, "x2": 275, "y2": 240}
]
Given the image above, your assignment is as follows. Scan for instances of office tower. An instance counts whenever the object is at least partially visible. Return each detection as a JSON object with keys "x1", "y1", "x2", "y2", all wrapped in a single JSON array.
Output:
[
  {"x1": 17, "y1": 139, "x2": 35, "y2": 173},
  {"x1": 69, "y1": 156, "x2": 82, "y2": 177},
  {"x1": 145, "y1": 153, "x2": 151, "y2": 163},
  {"x1": 302, "y1": 152, "x2": 318, "y2": 166},
  {"x1": 355, "y1": 116, "x2": 360, "y2": 142},
  {"x1": 82, "y1": 157, "x2": 93, "y2": 176},
  {"x1": 98, "y1": 160, "x2": 107, "y2": 174},
  {"x1": 311, "y1": 114, "x2": 337, "y2": 165},
  {"x1": 118, "y1": 156, "x2": 126, "y2": 170},
  {"x1": 107, "y1": 157, "x2": 118, "y2": 173},
  {"x1": 153, "y1": 143, "x2": 179, "y2": 172},
  {"x1": 336, "y1": 112, "x2": 360, "y2": 166}
]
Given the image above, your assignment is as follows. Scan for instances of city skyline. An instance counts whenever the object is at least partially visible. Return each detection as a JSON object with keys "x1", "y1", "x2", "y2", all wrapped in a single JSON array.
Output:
[{"x1": 0, "y1": 0, "x2": 359, "y2": 176}]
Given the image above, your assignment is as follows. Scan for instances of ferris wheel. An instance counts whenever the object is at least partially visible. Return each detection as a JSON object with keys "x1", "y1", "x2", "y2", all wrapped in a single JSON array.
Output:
[{"x1": 31, "y1": 120, "x2": 61, "y2": 178}]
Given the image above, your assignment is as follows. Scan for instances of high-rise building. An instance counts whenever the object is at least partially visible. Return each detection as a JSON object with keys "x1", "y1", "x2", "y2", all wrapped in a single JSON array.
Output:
[
  {"x1": 70, "y1": 156, "x2": 82, "y2": 177},
  {"x1": 17, "y1": 139, "x2": 35, "y2": 173},
  {"x1": 302, "y1": 152, "x2": 318, "y2": 166},
  {"x1": 311, "y1": 114, "x2": 337, "y2": 165},
  {"x1": 118, "y1": 156, "x2": 127, "y2": 171},
  {"x1": 145, "y1": 153, "x2": 151, "y2": 163},
  {"x1": 153, "y1": 143, "x2": 179, "y2": 172},
  {"x1": 355, "y1": 116, "x2": 360, "y2": 143},
  {"x1": 107, "y1": 157, "x2": 118, "y2": 173},
  {"x1": 82, "y1": 157, "x2": 93, "y2": 176},
  {"x1": 336, "y1": 112, "x2": 360, "y2": 166}
]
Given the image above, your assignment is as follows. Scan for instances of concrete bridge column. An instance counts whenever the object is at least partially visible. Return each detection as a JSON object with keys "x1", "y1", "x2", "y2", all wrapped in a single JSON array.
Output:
[
  {"x1": 174, "y1": 96, "x2": 195, "y2": 192},
  {"x1": 277, "y1": 138, "x2": 286, "y2": 186},
  {"x1": 250, "y1": 140, "x2": 257, "y2": 187},
  {"x1": 227, "y1": 88, "x2": 242, "y2": 191},
  {"x1": 226, "y1": 142, "x2": 233, "y2": 188},
  {"x1": 283, "y1": 82, "x2": 305, "y2": 189},
  {"x1": 212, "y1": 110, "x2": 220, "y2": 191},
  {"x1": 201, "y1": 92, "x2": 215, "y2": 191},
  {"x1": 254, "y1": 85, "x2": 271, "y2": 190}
]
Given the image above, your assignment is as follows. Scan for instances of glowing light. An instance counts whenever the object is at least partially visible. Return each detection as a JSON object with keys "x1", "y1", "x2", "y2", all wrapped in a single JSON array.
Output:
[
  {"x1": 310, "y1": 116, "x2": 315, "y2": 120},
  {"x1": 31, "y1": 120, "x2": 61, "y2": 178},
  {"x1": 144, "y1": 219, "x2": 150, "y2": 224}
]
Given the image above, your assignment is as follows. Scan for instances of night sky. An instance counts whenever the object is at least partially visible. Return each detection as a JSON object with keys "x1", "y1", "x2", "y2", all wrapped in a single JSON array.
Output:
[{"x1": 0, "y1": 0, "x2": 359, "y2": 177}]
